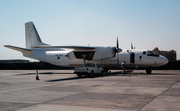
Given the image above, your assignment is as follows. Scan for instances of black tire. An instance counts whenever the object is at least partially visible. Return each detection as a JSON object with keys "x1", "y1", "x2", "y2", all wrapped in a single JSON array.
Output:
[
  {"x1": 103, "y1": 67, "x2": 109, "y2": 73},
  {"x1": 100, "y1": 71, "x2": 104, "y2": 76},
  {"x1": 77, "y1": 73, "x2": 81, "y2": 78},
  {"x1": 90, "y1": 71, "x2": 94, "y2": 78},
  {"x1": 146, "y1": 68, "x2": 152, "y2": 74}
]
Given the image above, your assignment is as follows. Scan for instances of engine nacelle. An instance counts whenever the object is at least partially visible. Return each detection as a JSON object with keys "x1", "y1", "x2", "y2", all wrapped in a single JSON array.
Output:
[
  {"x1": 65, "y1": 51, "x2": 77, "y2": 59},
  {"x1": 92, "y1": 47, "x2": 116, "y2": 60},
  {"x1": 65, "y1": 46, "x2": 121, "y2": 61}
]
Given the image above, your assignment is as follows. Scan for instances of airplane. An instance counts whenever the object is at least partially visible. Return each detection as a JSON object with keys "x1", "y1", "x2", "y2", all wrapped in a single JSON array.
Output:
[{"x1": 4, "y1": 22, "x2": 169, "y2": 74}]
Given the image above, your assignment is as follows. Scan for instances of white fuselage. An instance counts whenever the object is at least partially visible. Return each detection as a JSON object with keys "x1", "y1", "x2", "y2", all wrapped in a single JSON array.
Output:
[{"x1": 23, "y1": 48, "x2": 168, "y2": 68}]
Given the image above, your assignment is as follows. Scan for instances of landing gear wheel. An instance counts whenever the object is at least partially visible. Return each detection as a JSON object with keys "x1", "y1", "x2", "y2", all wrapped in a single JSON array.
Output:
[
  {"x1": 100, "y1": 71, "x2": 104, "y2": 76},
  {"x1": 103, "y1": 67, "x2": 109, "y2": 73},
  {"x1": 90, "y1": 71, "x2": 94, "y2": 78},
  {"x1": 146, "y1": 68, "x2": 152, "y2": 74},
  {"x1": 77, "y1": 73, "x2": 81, "y2": 78}
]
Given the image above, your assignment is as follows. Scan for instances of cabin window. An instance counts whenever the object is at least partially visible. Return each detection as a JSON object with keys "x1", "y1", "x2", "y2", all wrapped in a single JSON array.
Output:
[{"x1": 143, "y1": 51, "x2": 146, "y2": 54}]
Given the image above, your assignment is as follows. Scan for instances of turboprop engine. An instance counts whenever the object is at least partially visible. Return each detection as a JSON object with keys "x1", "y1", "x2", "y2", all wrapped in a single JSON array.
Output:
[
  {"x1": 92, "y1": 47, "x2": 122, "y2": 60},
  {"x1": 65, "y1": 46, "x2": 122, "y2": 61}
]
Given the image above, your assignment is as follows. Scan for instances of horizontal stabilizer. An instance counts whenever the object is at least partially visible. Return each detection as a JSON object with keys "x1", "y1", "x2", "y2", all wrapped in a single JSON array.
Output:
[
  {"x1": 33, "y1": 46, "x2": 96, "y2": 50},
  {"x1": 4, "y1": 45, "x2": 31, "y2": 52}
]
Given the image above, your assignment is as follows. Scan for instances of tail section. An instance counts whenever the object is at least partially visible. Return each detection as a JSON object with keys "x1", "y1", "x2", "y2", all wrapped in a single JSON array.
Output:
[
  {"x1": 25, "y1": 22, "x2": 48, "y2": 49},
  {"x1": 4, "y1": 45, "x2": 31, "y2": 52}
]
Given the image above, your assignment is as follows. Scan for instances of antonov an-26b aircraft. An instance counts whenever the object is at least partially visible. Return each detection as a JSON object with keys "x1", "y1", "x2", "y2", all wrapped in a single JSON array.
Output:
[{"x1": 4, "y1": 22, "x2": 169, "y2": 74}]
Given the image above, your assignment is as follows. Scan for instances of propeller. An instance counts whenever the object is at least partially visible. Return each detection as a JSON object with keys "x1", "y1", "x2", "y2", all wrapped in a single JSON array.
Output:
[
  {"x1": 117, "y1": 37, "x2": 119, "y2": 48},
  {"x1": 131, "y1": 42, "x2": 135, "y2": 49},
  {"x1": 113, "y1": 37, "x2": 122, "y2": 53},
  {"x1": 131, "y1": 42, "x2": 133, "y2": 49}
]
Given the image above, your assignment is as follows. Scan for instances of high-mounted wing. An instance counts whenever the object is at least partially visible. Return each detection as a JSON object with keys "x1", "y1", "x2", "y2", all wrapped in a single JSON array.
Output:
[
  {"x1": 33, "y1": 45, "x2": 96, "y2": 50},
  {"x1": 34, "y1": 45, "x2": 97, "y2": 60},
  {"x1": 33, "y1": 37, "x2": 122, "y2": 61}
]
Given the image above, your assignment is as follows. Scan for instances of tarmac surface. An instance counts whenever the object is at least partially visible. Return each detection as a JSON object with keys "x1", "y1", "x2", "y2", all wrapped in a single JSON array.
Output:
[{"x1": 0, "y1": 70, "x2": 180, "y2": 111}]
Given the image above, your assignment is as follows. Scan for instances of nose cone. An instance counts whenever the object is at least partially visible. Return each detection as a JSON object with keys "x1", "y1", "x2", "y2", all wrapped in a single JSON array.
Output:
[{"x1": 158, "y1": 55, "x2": 169, "y2": 66}]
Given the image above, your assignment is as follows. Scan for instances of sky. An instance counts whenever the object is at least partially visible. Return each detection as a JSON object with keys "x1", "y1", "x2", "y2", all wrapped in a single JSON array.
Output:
[{"x1": 0, "y1": 0, "x2": 180, "y2": 61}]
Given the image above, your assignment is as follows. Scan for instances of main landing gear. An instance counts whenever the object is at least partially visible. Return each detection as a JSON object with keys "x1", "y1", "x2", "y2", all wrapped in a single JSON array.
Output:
[
  {"x1": 102, "y1": 67, "x2": 109, "y2": 73},
  {"x1": 146, "y1": 68, "x2": 152, "y2": 74}
]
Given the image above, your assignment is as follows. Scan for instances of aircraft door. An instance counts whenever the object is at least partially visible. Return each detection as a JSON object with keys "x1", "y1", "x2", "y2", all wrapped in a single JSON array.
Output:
[{"x1": 130, "y1": 53, "x2": 135, "y2": 63}]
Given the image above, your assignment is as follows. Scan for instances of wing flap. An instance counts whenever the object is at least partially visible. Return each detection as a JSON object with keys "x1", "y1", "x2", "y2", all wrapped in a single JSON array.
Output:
[{"x1": 4, "y1": 45, "x2": 31, "y2": 52}]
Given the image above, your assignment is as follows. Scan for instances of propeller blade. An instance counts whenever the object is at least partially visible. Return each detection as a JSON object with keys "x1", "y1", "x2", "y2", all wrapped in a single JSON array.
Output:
[
  {"x1": 131, "y1": 42, "x2": 133, "y2": 49},
  {"x1": 117, "y1": 37, "x2": 119, "y2": 48},
  {"x1": 113, "y1": 36, "x2": 122, "y2": 53}
]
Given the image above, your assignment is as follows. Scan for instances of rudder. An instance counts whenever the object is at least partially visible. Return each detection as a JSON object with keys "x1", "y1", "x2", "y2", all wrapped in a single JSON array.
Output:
[{"x1": 25, "y1": 22, "x2": 48, "y2": 49}]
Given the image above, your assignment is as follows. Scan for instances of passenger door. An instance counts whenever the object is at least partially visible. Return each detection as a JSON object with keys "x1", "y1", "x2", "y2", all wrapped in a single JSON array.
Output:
[{"x1": 130, "y1": 53, "x2": 135, "y2": 63}]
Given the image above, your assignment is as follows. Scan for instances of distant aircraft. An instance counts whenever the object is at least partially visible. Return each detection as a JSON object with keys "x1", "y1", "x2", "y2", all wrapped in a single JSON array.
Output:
[{"x1": 4, "y1": 22, "x2": 168, "y2": 74}]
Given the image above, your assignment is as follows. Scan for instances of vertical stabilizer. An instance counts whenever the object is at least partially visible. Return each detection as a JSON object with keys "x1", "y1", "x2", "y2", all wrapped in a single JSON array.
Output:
[{"x1": 25, "y1": 22, "x2": 48, "y2": 49}]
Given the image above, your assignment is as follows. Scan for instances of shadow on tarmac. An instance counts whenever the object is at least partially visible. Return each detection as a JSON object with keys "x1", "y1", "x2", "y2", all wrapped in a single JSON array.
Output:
[
  {"x1": 46, "y1": 77, "x2": 81, "y2": 82},
  {"x1": 45, "y1": 70, "x2": 131, "y2": 82},
  {"x1": 15, "y1": 70, "x2": 177, "y2": 82},
  {"x1": 15, "y1": 72, "x2": 72, "y2": 76},
  {"x1": 46, "y1": 70, "x2": 178, "y2": 82}
]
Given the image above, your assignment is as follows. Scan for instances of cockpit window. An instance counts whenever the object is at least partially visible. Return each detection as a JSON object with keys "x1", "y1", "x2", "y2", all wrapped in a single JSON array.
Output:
[
  {"x1": 147, "y1": 50, "x2": 159, "y2": 57},
  {"x1": 147, "y1": 51, "x2": 155, "y2": 54}
]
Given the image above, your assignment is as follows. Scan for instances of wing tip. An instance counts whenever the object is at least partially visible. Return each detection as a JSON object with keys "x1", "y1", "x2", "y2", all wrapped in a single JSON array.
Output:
[
  {"x1": 4, "y1": 45, "x2": 10, "y2": 47},
  {"x1": 4, "y1": 45, "x2": 31, "y2": 52}
]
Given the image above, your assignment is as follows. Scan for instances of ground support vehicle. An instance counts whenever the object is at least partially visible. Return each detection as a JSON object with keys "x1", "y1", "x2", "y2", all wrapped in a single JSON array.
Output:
[{"x1": 74, "y1": 63, "x2": 104, "y2": 77}]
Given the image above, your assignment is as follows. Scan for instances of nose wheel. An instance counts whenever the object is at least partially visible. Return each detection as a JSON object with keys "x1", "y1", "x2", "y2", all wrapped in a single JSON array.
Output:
[{"x1": 146, "y1": 68, "x2": 152, "y2": 74}]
